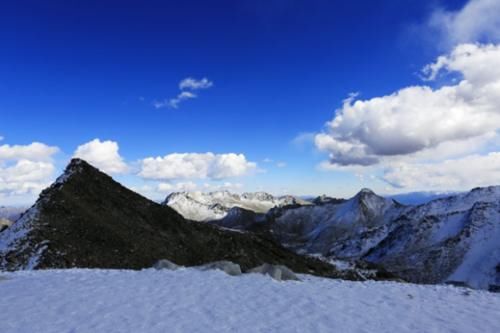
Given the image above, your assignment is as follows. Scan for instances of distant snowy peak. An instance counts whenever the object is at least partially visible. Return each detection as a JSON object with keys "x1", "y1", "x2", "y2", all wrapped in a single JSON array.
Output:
[
  {"x1": 163, "y1": 191, "x2": 310, "y2": 221},
  {"x1": 270, "y1": 188, "x2": 406, "y2": 257}
]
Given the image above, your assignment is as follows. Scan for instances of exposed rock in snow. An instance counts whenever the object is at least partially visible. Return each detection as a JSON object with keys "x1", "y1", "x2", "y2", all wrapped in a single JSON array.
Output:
[
  {"x1": 248, "y1": 263, "x2": 300, "y2": 281},
  {"x1": 0, "y1": 218, "x2": 12, "y2": 232},
  {"x1": 153, "y1": 259, "x2": 179, "y2": 270},
  {"x1": 163, "y1": 190, "x2": 310, "y2": 221},
  {"x1": 197, "y1": 261, "x2": 242, "y2": 276}
]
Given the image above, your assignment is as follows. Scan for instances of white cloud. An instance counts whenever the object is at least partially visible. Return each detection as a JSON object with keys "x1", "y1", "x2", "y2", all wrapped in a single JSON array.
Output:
[
  {"x1": 0, "y1": 142, "x2": 59, "y2": 161},
  {"x1": 315, "y1": 43, "x2": 500, "y2": 168},
  {"x1": 154, "y1": 91, "x2": 197, "y2": 109},
  {"x1": 157, "y1": 181, "x2": 198, "y2": 193},
  {"x1": 0, "y1": 140, "x2": 59, "y2": 199},
  {"x1": 428, "y1": 0, "x2": 500, "y2": 47},
  {"x1": 73, "y1": 139, "x2": 128, "y2": 174},
  {"x1": 179, "y1": 77, "x2": 213, "y2": 90},
  {"x1": 0, "y1": 160, "x2": 55, "y2": 196},
  {"x1": 276, "y1": 162, "x2": 287, "y2": 168},
  {"x1": 291, "y1": 132, "x2": 316, "y2": 150},
  {"x1": 383, "y1": 152, "x2": 500, "y2": 191},
  {"x1": 139, "y1": 153, "x2": 257, "y2": 181},
  {"x1": 203, "y1": 182, "x2": 243, "y2": 192},
  {"x1": 154, "y1": 77, "x2": 213, "y2": 109}
]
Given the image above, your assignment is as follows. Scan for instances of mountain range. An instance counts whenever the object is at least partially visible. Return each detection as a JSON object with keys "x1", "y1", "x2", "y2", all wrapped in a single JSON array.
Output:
[
  {"x1": 166, "y1": 186, "x2": 500, "y2": 291},
  {"x1": 164, "y1": 191, "x2": 309, "y2": 221},
  {"x1": 0, "y1": 159, "x2": 387, "y2": 281},
  {"x1": 1, "y1": 158, "x2": 498, "y2": 291}
]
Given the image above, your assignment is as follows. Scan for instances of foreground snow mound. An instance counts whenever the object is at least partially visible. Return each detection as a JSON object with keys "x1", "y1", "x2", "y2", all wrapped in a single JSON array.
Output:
[
  {"x1": 164, "y1": 190, "x2": 309, "y2": 221},
  {"x1": 0, "y1": 269, "x2": 499, "y2": 333},
  {"x1": 248, "y1": 263, "x2": 300, "y2": 281}
]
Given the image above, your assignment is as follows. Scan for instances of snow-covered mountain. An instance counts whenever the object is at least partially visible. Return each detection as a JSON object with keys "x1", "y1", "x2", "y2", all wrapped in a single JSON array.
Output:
[
  {"x1": 163, "y1": 191, "x2": 310, "y2": 221},
  {"x1": 269, "y1": 189, "x2": 408, "y2": 257},
  {"x1": 200, "y1": 186, "x2": 500, "y2": 291},
  {"x1": 365, "y1": 186, "x2": 500, "y2": 290}
]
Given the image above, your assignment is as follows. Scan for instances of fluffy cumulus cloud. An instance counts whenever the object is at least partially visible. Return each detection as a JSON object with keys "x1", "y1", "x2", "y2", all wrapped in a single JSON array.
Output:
[
  {"x1": 139, "y1": 153, "x2": 256, "y2": 181},
  {"x1": 0, "y1": 160, "x2": 55, "y2": 195},
  {"x1": 428, "y1": 0, "x2": 500, "y2": 47},
  {"x1": 315, "y1": 43, "x2": 500, "y2": 191},
  {"x1": 0, "y1": 142, "x2": 59, "y2": 161},
  {"x1": 0, "y1": 141, "x2": 59, "y2": 199},
  {"x1": 73, "y1": 139, "x2": 128, "y2": 174},
  {"x1": 154, "y1": 77, "x2": 213, "y2": 109},
  {"x1": 316, "y1": 43, "x2": 500, "y2": 166}
]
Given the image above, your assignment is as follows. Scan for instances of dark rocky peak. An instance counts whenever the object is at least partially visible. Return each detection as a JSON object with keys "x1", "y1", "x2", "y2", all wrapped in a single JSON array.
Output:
[{"x1": 0, "y1": 158, "x2": 358, "y2": 281}]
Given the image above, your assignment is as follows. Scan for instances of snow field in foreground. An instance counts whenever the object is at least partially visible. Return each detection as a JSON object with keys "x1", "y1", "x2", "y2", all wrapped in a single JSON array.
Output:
[{"x1": 0, "y1": 268, "x2": 499, "y2": 333}]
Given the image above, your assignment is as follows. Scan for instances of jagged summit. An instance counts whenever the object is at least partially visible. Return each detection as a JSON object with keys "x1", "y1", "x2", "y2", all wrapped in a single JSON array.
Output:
[
  {"x1": 53, "y1": 158, "x2": 108, "y2": 186},
  {"x1": 358, "y1": 188, "x2": 375, "y2": 195}
]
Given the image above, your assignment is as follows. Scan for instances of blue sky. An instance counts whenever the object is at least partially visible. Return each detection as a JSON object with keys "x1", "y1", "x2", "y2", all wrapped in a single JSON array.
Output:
[{"x1": 2, "y1": 0, "x2": 500, "y2": 205}]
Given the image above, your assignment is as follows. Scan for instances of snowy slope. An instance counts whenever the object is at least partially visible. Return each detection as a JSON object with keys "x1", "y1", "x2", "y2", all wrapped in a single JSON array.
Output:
[
  {"x1": 206, "y1": 186, "x2": 500, "y2": 290},
  {"x1": 365, "y1": 186, "x2": 500, "y2": 289},
  {"x1": 270, "y1": 189, "x2": 407, "y2": 257},
  {"x1": 0, "y1": 269, "x2": 499, "y2": 333},
  {"x1": 164, "y1": 191, "x2": 309, "y2": 221}
]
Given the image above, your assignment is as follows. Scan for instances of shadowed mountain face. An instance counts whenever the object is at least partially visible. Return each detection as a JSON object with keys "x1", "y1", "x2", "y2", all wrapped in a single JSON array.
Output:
[{"x1": 0, "y1": 159, "x2": 364, "y2": 280}]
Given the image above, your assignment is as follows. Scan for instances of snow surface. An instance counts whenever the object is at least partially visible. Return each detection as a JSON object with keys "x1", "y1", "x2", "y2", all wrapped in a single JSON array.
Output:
[{"x1": 0, "y1": 269, "x2": 499, "y2": 333}]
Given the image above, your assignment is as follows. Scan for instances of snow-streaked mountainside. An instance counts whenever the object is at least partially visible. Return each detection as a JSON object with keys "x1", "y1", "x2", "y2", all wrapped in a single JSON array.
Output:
[
  {"x1": 366, "y1": 186, "x2": 500, "y2": 289},
  {"x1": 1, "y1": 268, "x2": 499, "y2": 333},
  {"x1": 270, "y1": 189, "x2": 408, "y2": 258},
  {"x1": 163, "y1": 191, "x2": 310, "y2": 221},
  {"x1": 193, "y1": 186, "x2": 500, "y2": 291}
]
